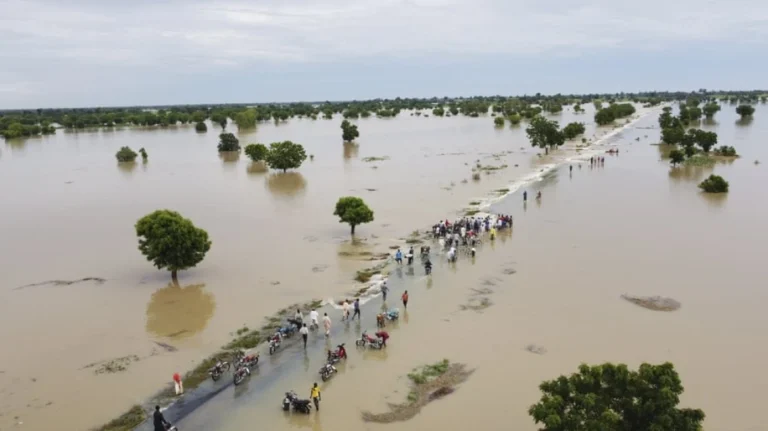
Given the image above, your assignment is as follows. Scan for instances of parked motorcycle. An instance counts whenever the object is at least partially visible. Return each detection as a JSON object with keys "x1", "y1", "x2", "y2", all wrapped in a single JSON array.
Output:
[
  {"x1": 355, "y1": 331, "x2": 384, "y2": 349},
  {"x1": 236, "y1": 351, "x2": 260, "y2": 368},
  {"x1": 327, "y1": 344, "x2": 347, "y2": 364},
  {"x1": 233, "y1": 364, "x2": 251, "y2": 385},
  {"x1": 319, "y1": 363, "x2": 337, "y2": 381},
  {"x1": 282, "y1": 391, "x2": 311, "y2": 414},
  {"x1": 208, "y1": 360, "x2": 230, "y2": 381},
  {"x1": 269, "y1": 333, "x2": 282, "y2": 355}
]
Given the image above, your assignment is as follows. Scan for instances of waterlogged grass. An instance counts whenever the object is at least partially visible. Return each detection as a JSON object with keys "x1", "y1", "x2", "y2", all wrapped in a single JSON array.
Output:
[
  {"x1": 684, "y1": 155, "x2": 716, "y2": 167},
  {"x1": 407, "y1": 359, "x2": 451, "y2": 385},
  {"x1": 468, "y1": 201, "x2": 481, "y2": 206},
  {"x1": 362, "y1": 156, "x2": 390, "y2": 162},
  {"x1": 95, "y1": 404, "x2": 145, "y2": 431},
  {"x1": 494, "y1": 188, "x2": 510, "y2": 194}
]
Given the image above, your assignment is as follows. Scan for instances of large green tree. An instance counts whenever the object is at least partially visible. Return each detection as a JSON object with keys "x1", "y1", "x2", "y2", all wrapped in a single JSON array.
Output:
[
  {"x1": 529, "y1": 362, "x2": 705, "y2": 431},
  {"x1": 669, "y1": 149, "x2": 685, "y2": 166},
  {"x1": 265, "y1": 141, "x2": 307, "y2": 172},
  {"x1": 562, "y1": 122, "x2": 585, "y2": 140},
  {"x1": 135, "y1": 210, "x2": 212, "y2": 280},
  {"x1": 341, "y1": 120, "x2": 360, "y2": 142},
  {"x1": 333, "y1": 196, "x2": 374, "y2": 235},
  {"x1": 736, "y1": 104, "x2": 755, "y2": 118},
  {"x1": 526, "y1": 116, "x2": 565, "y2": 149},
  {"x1": 693, "y1": 130, "x2": 717, "y2": 153},
  {"x1": 217, "y1": 133, "x2": 240, "y2": 152},
  {"x1": 244, "y1": 143, "x2": 269, "y2": 162},
  {"x1": 703, "y1": 103, "x2": 720, "y2": 119}
]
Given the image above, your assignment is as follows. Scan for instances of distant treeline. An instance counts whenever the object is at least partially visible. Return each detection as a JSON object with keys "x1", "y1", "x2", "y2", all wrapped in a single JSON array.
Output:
[{"x1": 2, "y1": 90, "x2": 766, "y2": 139}]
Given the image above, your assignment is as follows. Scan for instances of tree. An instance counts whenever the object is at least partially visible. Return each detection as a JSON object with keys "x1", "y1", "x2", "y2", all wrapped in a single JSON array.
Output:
[
  {"x1": 669, "y1": 149, "x2": 685, "y2": 166},
  {"x1": 529, "y1": 362, "x2": 705, "y2": 431},
  {"x1": 661, "y1": 127, "x2": 684, "y2": 145},
  {"x1": 687, "y1": 106, "x2": 702, "y2": 121},
  {"x1": 714, "y1": 145, "x2": 737, "y2": 157},
  {"x1": 494, "y1": 117, "x2": 505, "y2": 127},
  {"x1": 265, "y1": 141, "x2": 307, "y2": 172},
  {"x1": 658, "y1": 111, "x2": 674, "y2": 129},
  {"x1": 703, "y1": 103, "x2": 720, "y2": 119},
  {"x1": 594, "y1": 108, "x2": 615, "y2": 125},
  {"x1": 432, "y1": 107, "x2": 445, "y2": 117},
  {"x1": 593, "y1": 100, "x2": 603, "y2": 110},
  {"x1": 508, "y1": 113, "x2": 522, "y2": 125},
  {"x1": 244, "y1": 143, "x2": 268, "y2": 162},
  {"x1": 736, "y1": 104, "x2": 755, "y2": 118},
  {"x1": 333, "y1": 197, "x2": 374, "y2": 235},
  {"x1": 116, "y1": 146, "x2": 138, "y2": 162},
  {"x1": 562, "y1": 122, "x2": 585, "y2": 140},
  {"x1": 693, "y1": 130, "x2": 717, "y2": 153},
  {"x1": 139, "y1": 147, "x2": 148, "y2": 161},
  {"x1": 699, "y1": 175, "x2": 729, "y2": 193},
  {"x1": 341, "y1": 120, "x2": 360, "y2": 142},
  {"x1": 526, "y1": 116, "x2": 565, "y2": 149},
  {"x1": 195, "y1": 122, "x2": 207, "y2": 132},
  {"x1": 217, "y1": 133, "x2": 240, "y2": 152},
  {"x1": 135, "y1": 210, "x2": 212, "y2": 280}
]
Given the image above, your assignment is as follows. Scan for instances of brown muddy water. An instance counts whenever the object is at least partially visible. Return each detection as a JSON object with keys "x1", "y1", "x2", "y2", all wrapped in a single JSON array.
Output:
[{"x1": 1, "y1": 104, "x2": 767, "y2": 430}]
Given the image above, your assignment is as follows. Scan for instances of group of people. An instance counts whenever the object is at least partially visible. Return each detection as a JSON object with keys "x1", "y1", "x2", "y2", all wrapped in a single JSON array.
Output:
[
  {"x1": 430, "y1": 214, "x2": 513, "y2": 262},
  {"x1": 590, "y1": 156, "x2": 606, "y2": 166}
]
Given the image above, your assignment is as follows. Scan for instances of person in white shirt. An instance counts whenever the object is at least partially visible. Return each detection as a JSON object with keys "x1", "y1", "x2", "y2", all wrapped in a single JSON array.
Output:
[
  {"x1": 341, "y1": 300, "x2": 350, "y2": 321},
  {"x1": 299, "y1": 323, "x2": 309, "y2": 348},
  {"x1": 448, "y1": 246, "x2": 456, "y2": 262},
  {"x1": 294, "y1": 309, "x2": 303, "y2": 324},
  {"x1": 323, "y1": 313, "x2": 332, "y2": 337},
  {"x1": 309, "y1": 309, "x2": 319, "y2": 329}
]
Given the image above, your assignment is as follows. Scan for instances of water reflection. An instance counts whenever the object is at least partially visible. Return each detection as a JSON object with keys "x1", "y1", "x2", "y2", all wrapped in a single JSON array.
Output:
[
  {"x1": 219, "y1": 151, "x2": 240, "y2": 163},
  {"x1": 736, "y1": 117, "x2": 754, "y2": 127},
  {"x1": 145, "y1": 282, "x2": 216, "y2": 339},
  {"x1": 343, "y1": 142, "x2": 359, "y2": 161},
  {"x1": 701, "y1": 192, "x2": 727, "y2": 209},
  {"x1": 702, "y1": 118, "x2": 718, "y2": 127},
  {"x1": 668, "y1": 165, "x2": 712, "y2": 183},
  {"x1": 247, "y1": 161, "x2": 268, "y2": 175},
  {"x1": 117, "y1": 161, "x2": 137, "y2": 176},
  {"x1": 266, "y1": 172, "x2": 307, "y2": 198}
]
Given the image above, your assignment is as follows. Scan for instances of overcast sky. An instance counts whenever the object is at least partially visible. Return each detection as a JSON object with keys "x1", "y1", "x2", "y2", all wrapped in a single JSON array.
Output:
[{"x1": 1, "y1": 0, "x2": 767, "y2": 109}]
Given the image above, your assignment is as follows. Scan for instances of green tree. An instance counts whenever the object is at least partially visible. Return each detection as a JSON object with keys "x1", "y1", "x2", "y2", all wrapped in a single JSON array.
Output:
[
  {"x1": 494, "y1": 116, "x2": 505, "y2": 127},
  {"x1": 573, "y1": 103, "x2": 584, "y2": 113},
  {"x1": 658, "y1": 111, "x2": 674, "y2": 129},
  {"x1": 683, "y1": 144, "x2": 697, "y2": 158},
  {"x1": 244, "y1": 143, "x2": 269, "y2": 162},
  {"x1": 341, "y1": 120, "x2": 360, "y2": 142},
  {"x1": 217, "y1": 133, "x2": 240, "y2": 152},
  {"x1": 529, "y1": 362, "x2": 705, "y2": 431},
  {"x1": 234, "y1": 109, "x2": 257, "y2": 129},
  {"x1": 594, "y1": 108, "x2": 615, "y2": 125},
  {"x1": 333, "y1": 196, "x2": 374, "y2": 235},
  {"x1": 703, "y1": 103, "x2": 720, "y2": 119},
  {"x1": 562, "y1": 122, "x2": 586, "y2": 139},
  {"x1": 116, "y1": 146, "x2": 138, "y2": 162},
  {"x1": 661, "y1": 127, "x2": 684, "y2": 145},
  {"x1": 687, "y1": 106, "x2": 702, "y2": 121},
  {"x1": 432, "y1": 107, "x2": 445, "y2": 117},
  {"x1": 135, "y1": 210, "x2": 212, "y2": 280},
  {"x1": 265, "y1": 141, "x2": 307, "y2": 172},
  {"x1": 736, "y1": 104, "x2": 755, "y2": 118},
  {"x1": 593, "y1": 100, "x2": 603, "y2": 110},
  {"x1": 449, "y1": 106, "x2": 459, "y2": 116},
  {"x1": 693, "y1": 130, "x2": 717, "y2": 153},
  {"x1": 699, "y1": 175, "x2": 729, "y2": 193},
  {"x1": 139, "y1": 147, "x2": 148, "y2": 161},
  {"x1": 714, "y1": 145, "x2": 737, "y2": 157},
  {"x1": 669, "y1": 149, "x2": 685, "y2": 166},
  {"x1": 508, "y1": 113, "x2": 522, "y2": 125},
  {"x1": 526, "y1": 116, "x2": 565, "y2": 148},
  {"x1": 195, "y1": 122, "x2": 207, "y2": 132}
]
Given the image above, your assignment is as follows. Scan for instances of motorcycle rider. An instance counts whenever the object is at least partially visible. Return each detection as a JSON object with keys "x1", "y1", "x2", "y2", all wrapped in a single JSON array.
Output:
[{"x1": 153, "y1": 406, "x2": 171, "y2": 431}]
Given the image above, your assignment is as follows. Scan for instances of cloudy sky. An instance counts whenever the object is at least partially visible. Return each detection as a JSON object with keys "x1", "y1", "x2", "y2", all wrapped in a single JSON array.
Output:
[{"x1": 1, "y1": 0, "x2": 767, "y2": 108}]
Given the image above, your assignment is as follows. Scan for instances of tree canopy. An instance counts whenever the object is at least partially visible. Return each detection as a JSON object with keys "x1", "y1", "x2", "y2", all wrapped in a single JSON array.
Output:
[
  {"x1": 135, "y1": 210, "x2": 212, "y2": 280},
  {"x1": 333, "y1": 196, "x2": 374, "y2": 235},
  {"x1": 562, "y1": 122, "x2": 586, "y2": 140},
  {"x1": 494, "y1": 116, "x2": 505, "y2": 127},
  {"x1": 244, "y1": 143, "x2": 269, "y2": 162},
  {"x1": 699, "y1": 175, "x2": 729, "y2": 193},
  {"x1": 217, "y1": 133, "x2": 240, "y2": 152},
  {"x1": 669, "y1": 149, "x2": 685, "y2": 166},
  {"x1": 116, "y1": 146, "x2": 138, "y2": 162},
  {"x1": 594, "y1": 103, "x2": 636, "y2": 125},
  {"x1": 526, "y1": 116, "x2": 565, "y2": 148},
  {"x1": 703, "y1": 103, "x2": 720, "y2": 118},
  {"x1": 265, "y1": 141, "x2": 307, "y2": 172},
  {"x1": 736, "y1": 104, "x2": 755, "y2": 118},
  {"x1": 195, "y1": 121, "x2": 207, "y2": 132},
  {"x1": 341, "y1": 120, "x2": 360, "y2": 142},
  {"x1": 529, "y1": 362, "x2": 705, "y2": 431}
]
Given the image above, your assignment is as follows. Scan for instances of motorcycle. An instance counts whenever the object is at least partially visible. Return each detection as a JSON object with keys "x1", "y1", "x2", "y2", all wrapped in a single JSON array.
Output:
[
  {"x1": 282, "y1": 391, "x2": 311, "y2": 414},
  {"x1": 236, "y1": 351, "x2": 260, "y2": 368},
  {"x1": 319, "y1": 363, "x2": 337, "y2": 381},
  {"x1": 208, "y1": 360, "x2": 230, "y2": 381},
  {"x1": 233, "y1": 364, "x2": 251, "y2": 385},
  {"x1": 355, "y1": 331, "x2": 384, "y2": 349},
  {"x1": 386, "y1": 308, "x2": 399, "y2": 321},
  {"x1": 279, "y1": 323, "x2": 296, "y2": 338},
  {"x1": 327, "y1": 344, "x2": 347, "y2": 364},
  {"x1": 268, "y1": 333, "x2": 282, "y2": 355}
]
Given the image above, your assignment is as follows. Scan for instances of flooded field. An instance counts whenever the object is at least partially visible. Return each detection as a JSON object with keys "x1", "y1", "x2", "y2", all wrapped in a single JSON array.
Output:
[{"x1": 2, "y1": 103, "x2": 767, "y2": 431}]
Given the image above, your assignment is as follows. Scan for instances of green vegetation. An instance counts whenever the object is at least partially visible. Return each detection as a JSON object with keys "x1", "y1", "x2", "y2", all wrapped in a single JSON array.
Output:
[
  {"x1": 361, "y1": 156, "x2": 389, "y2": 162},
  {"x1": 95, "y1": 404, "x2": 145, "y2": 431},
  {"x1": 407, "y1": 359, "x2": 451, "y2": 385},
  {"x1": 699, "y1": 175, "x2": 729, "y2": 193},
  {"x1": 494, "y1": 116, "x2": 505, "y2": 127},
  {"x1": 526, "y1": 116, "x2": 564, "y2": 149},
  {"x1": 713, "y1": 145, "x2": 738, "y2": 157},
  {"x1": 736, "y1": 104, "x2": 755, "y2": 118},
  {"x1": 135, "y1": 210, "x2": 212, "y2": 280},
  {"x1": 508, "y1": 113, "x2": 522, "y2": 125},
  {"x1": 139, "y1": 148, "x2": 148, "y2": 161},
  {"x1": 594, "y1": 103, "x2": 636, "y2": 125},
  {"x1": 573, "y1": 103, "x2": 584, "y2": 113},
  {"x1": 217, "y1": 132, "x2": 240, "y2": 152},
  {"x1": 115, "y1": 146, "x2": 138, "y2": 162},
  {"x1": 703, "y1": 102, "x2": 721, "y2": 118},
  {"x1": 562, "y1": 122, "x2": 586, "y2": 139},
  {"x1": 233, "y1": 109, "x2": 257, "y2": 129},
  {"x1": 341, "y1": 119, "x2": 360, "y2": 142},
  {"x1": 432, "y1": 107, "x2": 445, "y2": 117},
  {"x1": 244, "y1": 143, "x2": 268, "y2": 162},
  {"x1": 684, "y1": 154, "x2": 715, "y2": 167},
  {"x1": 195, "y1": 121, "x2": 207, "y2": 132},
  {"x1": 264, "y1": 141, "x2": 307, "y2": 172},
  {"x1": 333, "y1": 196, "x2": 374, "y2": 235},
  {"x1": 669, "y1": 149, "x2": 685, "y2": 166},
  {"x1": 529, "y1": 362, "x2": 705, "y2": 431}
]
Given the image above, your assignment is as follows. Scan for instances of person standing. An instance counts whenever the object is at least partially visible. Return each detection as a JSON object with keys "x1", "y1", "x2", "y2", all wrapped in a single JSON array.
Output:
[
  {"x1": 381, "y1": 279, "x2": 389, "y2": 302},
  {"x1": 341, "y1": 299, "x2": 350, "y2": 321},
  {"x1": 300, "y1": 323, "x2": 309, "y2": 348},
  {"x1": 153, "y1": 406, "x2": 171, "y2": 431},
  {"x1": 395, "y1": 249, "x2": 403, "y2": 264},
  {"x1": 309, "y1": 308, "x2": 319, "y2": 330},
  {"x1": 323, "y1": 313, "x2": 331, "y2": 337},
  {"x1": 311, "y1": 383, "x2": 321, "y2": 411},
  {"x1": 294, "y1": 309, "x2": 304, "y2": 325},
  {"x1": 401, "y1": 290, "x2": 409, "y2": 310},
  {"x1": 352, "y1": 298, "x2": 361, "y2": 320},
  {"x1": 173, "y1": 372, "x2": 183, "y2": 395},
  {"x1": 523, "y1": 190, "x2": 528, "y2": 202}
]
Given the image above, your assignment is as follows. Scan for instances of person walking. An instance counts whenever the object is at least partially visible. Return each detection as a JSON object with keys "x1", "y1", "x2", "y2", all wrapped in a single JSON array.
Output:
[
  {"x1": 300, "y1": 323, "x2": 309, "y2": 348},
  {"x1": 401, "y1": 290, "x2": 409, "y2": 310},
  {"x1": 523, "y1": 190, "x2": 528, "y2": 202},
  {"x1": 311, "y1": 383, "x2": 321, "y2": 411},
  {"x1": 323, "y1": 313, "x2": 331, "y2": 337},
  {"x1": 352, "y1": 298, "x2": 361, "y2": 320},
  {"x1": 153, "y1": 406, "x2": 171, "y2": 431},
  {"x1": 309, "y1": 308, "x2": 319, "y2": 330},
  {"x1": 395, "y1": 249, "x2": 403, "y2": 264},
  {"x1": 294, "y1": 309, "x2": 304, "y2": 325},
  {"x1": 173, "y1": 372, "x2": 183, "y2": 395},
  {"x1": 381, "y1": 279, "x2": 389, "y2": 302},
  {"x1": 341, "y1": 299, "x2": 350, "y2": 321}
]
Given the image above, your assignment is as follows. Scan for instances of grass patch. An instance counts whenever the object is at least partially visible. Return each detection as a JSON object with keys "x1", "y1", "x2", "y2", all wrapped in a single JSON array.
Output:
[
  {"x1": 463, "y1": 209, "x2": 480, "y2": 216},
  {"x1": 362, "y1": 156, "x2": 390, "y2": 162},
  {"x1": 405, "y1": 238, "x2": 423, "y2": 245},
  {"x1": 236, "y1": 326, "x2": 249, "y2": 335},
  {"x1": 468, "y1": 201, "x2": 481, "y2": 205},
  {"x1": 355, "y1": 268, "x2": 381, "y2": 283},
  {"x1": 684, "y1": 155, "x2": 716, "y2": 167},
  {"x1": 478, "y1": 164, "x2": 508, "y2": 171},
  {"x1": 407, "y1": 359, "x2": 451, "y2": 384},
  {"x1": 224, "y1": 330, "x2": 261, "y2": 350},
  {"x1": 94, "y1": 404, "x2": 145, "y2": 431},
  {"x1": 494, "y1": 188, "x2": 510, "y2": 194}
]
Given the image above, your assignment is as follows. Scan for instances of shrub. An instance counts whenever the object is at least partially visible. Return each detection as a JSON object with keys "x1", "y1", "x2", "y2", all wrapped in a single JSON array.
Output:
[
  {"x1": 699, "y1": 175, "x2": 729, "y2": 193},
  {"x1": 115, "y1": 146, "x2": 138, "y2": 162}
]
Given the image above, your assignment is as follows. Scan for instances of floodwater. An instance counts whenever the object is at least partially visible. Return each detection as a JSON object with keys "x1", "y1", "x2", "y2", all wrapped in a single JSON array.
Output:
[{"x1": 1, "y1": 103, "x2": 767, "y2": 431}]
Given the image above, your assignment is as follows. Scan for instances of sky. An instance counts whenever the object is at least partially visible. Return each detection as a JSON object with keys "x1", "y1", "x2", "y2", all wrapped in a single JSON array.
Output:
[{"x1": 1, "y1": 0, "x2": 767, "y2": 109}]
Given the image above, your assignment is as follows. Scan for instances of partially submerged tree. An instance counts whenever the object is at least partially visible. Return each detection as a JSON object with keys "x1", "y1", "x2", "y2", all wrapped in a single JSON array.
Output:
[
  {"x1": 135, "y1": 210, "x2": 212, "y2": 280},
  {"x1": 529, "y1": 362, "x2": 705, "y2": 431},
  {"x1": 265, "y1": 141, "x2": 307, "y2": 172},
  {"x1": 693, "y1": 130, "x2": 717, "y2": 153},
  {"x1": 703, "y1": 103, "x2": 721, "y2": 119},
  {"x1": 341, "y1": 120, "x2": 360, "y2": 142},
  {"x1": 526, "y1": 116, "x2": 565, "y2": 149},
  {"x1": 244, "y1": 143, "x2": 269, "y2": 162},
  {"x1": 195, "y1": 121, "x2": 207, "y2": 132},
  {"x1": 217, "y1": 133, "x2": 240, "y2": 152},
  {"x1": 669, "y1": 149, "x2": 685, "y2": 166},
  {"x1": 736, "y1": 104, "x2": 755, "y2": 119},
  {"x1": 494, "y1": 116, "x2": 505, "y2": 127},
  {"x1": 333, "y1": 196, "x2": 374, "y2": 235},
  {"x1": 562, "y1": 122, "x2": 586, "y2": 140},
  {"x1": 699, "y1": 175, "x2": 729, "y2": 193},
  {"x1": 661, "y1": 127, "x2": 684, "y2": 145},
  {"x1": 116, "y1": 146, "x2": 138, "y2": 162},
  {"x1": 139, "y1": 147, "x2": 148, "y2": 161}
]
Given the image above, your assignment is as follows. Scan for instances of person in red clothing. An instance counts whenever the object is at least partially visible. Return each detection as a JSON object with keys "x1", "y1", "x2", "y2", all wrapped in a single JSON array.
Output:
[
  {"x1": 401, "y1": 290, "x2": 409, "y2": 310},
  {"x1": 375, "y1": 330, "x2": 389, "y2": 347},
  {"x1": 173, "y1": 372, "x2": 183, "y2": 395}
]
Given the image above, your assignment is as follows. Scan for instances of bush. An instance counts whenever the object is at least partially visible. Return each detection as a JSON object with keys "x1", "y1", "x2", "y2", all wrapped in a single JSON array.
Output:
[
  {"x1": 195, "y1": 121, "x2": 207, "y2": 132},
  {"x1": 217, "y1": 133, "x2": 240, "y2": 152},
  {"x1": 736, "y1": 104, "x2": 755, "y2": 118},
  {"x1": 699, "y1": 175, "x2": 729, "y2": 193},
  {"x1": 115, "y1": 146, "x2": 138, "y2": 162},
  {"x1": 669, "y1": 149, "x2": 685, "y2": 166},
  {"x1": 494, "y1": 117, "x2": 505, "y2": 127},
  {"x1": 562, "y1": 122, "x2": 586, "y2": 139},
  {"x1": 714, "y1": 145, "x2": 737, "y2": 157},
  {"x1": 244, "y1": 143, "x2": 268, "y2": 162}
]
